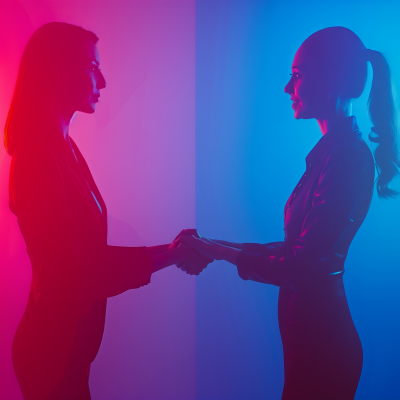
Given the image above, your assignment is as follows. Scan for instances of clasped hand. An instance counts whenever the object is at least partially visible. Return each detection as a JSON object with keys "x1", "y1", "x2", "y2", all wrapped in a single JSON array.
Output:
[{"x1": 173, "y1": 229, "x2": 224, "y2": 275}]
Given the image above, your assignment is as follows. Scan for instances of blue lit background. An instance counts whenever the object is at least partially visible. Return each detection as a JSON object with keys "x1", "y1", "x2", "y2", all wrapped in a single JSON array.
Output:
[{"x1": 195, "y1": 1, "x2": 400, "y2": 399}]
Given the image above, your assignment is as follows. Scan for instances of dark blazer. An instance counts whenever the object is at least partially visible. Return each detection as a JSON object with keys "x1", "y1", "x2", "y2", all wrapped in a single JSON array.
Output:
[
  {"x1": 236, "y1": 116, "x2": 375, "y2": 291},
  {"x1": 9, "y1": 124, "x2": 153, "y2": 400}
]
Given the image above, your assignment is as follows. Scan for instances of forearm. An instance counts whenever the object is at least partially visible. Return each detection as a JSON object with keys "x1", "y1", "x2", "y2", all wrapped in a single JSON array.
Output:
[
  {"x1": 210, "y1": 240, "x2": 246, "y2": 250},
  {"x1": 151, "y1": 247, "x2": 182, "y2": 273},
  {"x1": 235, "y1": 243, "x2": 293, "y2": 289},
  {"x1": 145, "y1": 243, "x2": 175, "y2": 257},
  {"x1": 213, "y1": 242, "x2": 241, "y2": 264}
]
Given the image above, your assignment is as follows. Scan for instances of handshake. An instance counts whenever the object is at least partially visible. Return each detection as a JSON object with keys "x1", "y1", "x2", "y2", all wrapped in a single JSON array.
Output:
[{"x1": 172, "y1": 229, "x2": 216, "y2": 276}]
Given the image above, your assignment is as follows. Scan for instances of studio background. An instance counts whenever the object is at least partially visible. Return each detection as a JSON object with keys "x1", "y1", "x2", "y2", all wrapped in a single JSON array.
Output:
[{"x1": 0, "y1": 1, "x2": 399, "y2": 399}]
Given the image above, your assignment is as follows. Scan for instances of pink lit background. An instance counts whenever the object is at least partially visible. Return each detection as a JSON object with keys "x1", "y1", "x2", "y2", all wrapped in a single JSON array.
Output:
[{"x1": 0, "y1": 1, "x2": 196, "y2": 399}]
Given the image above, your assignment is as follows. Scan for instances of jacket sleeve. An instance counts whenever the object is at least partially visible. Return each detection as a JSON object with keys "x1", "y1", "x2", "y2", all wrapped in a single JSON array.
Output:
[
  {"x1": 237, "y1": 241, "x2": 289, "y2": 287},
  {"x1": 104, "y1": 245, "x2": 153, "y2": 297},
  {"x1": 236, "y1": 144, "x2": 374, "y2": 291}
]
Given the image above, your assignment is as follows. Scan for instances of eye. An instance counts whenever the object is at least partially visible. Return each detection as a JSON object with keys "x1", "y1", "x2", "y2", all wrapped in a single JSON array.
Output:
[{"x1": 289, "y1": 73, "x2": 300, "y2": 79}]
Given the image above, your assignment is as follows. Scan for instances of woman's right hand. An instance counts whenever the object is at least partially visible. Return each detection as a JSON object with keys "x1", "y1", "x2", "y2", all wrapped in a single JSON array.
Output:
[
  {"x1": 174, "y1": 229, "x2": 204, "y2": 274},
  {"x1": 176, "y1": 242, "x2": 213, "y2": 275}
]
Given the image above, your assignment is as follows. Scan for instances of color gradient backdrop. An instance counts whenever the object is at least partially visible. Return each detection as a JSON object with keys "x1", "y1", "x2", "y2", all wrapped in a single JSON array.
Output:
[{"x1": 0, "y1": 1, "x2": 399, "y2": 399}]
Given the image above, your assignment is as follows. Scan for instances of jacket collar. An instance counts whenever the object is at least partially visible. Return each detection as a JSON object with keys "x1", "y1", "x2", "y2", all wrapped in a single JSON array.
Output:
[{"x1": 305, "y1": 116, "x2": 361, "y2": 167}]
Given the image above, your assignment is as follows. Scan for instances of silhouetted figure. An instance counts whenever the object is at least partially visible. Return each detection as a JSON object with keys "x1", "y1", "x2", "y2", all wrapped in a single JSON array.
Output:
[
  {"x1": 5, "y1": 22, "x2": 209, "y2": 400},
  {"x1": 177, "y1": 27, "x2": 400, "y2": 400}
]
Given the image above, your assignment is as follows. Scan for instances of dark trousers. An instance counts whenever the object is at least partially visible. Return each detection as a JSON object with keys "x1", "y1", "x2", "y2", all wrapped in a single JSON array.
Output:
[{"x1": 279, "y1": 274, "x2": 363, "y2": 400}]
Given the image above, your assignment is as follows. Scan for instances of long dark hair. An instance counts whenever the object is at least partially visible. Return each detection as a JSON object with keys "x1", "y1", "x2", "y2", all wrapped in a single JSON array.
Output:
[
  {"x1": 4, "y1": 22, "x2": 99, "y2": 156},
  {"x1": 302, "y1": 27, "x2": 400, "y2": 198},
  {"x1": 366, "y1": 50, "x2": 400, "y2": 198}
]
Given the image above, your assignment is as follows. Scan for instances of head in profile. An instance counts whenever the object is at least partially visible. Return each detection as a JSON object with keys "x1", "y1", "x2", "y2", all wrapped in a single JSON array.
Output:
[
  {"x1": 4, "y1": 22, "x2": 106, "y2": 155},
  {"x1": 284, "y1": 26, "x2": 400, "y2": 198}
]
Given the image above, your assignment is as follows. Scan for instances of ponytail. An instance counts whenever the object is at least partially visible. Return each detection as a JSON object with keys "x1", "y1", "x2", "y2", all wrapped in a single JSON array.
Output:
[{"x1": 366, "y1": 49, "x2": 400, "y2": 198}]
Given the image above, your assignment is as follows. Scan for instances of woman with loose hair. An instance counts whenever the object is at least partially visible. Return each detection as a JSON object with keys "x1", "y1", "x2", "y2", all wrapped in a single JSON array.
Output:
[
  {"x1": 6, "y1": 22, "x2": 209, "y2": 400},
  {"x1": 177, "y1": 26, "x2": 399, "y2": 399}
]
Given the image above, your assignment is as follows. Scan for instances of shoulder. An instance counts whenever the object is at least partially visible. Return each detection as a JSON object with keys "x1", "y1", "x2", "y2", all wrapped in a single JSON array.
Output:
[
  {"x1": 11, "y1": 141, "x2": 63, "y2": 186},
  {"x1": 319, "y1": 133, "x2": 375, "y2": 203},
  {"x1": 326, "y1": 133, "x2": 375, "y2": 176}
]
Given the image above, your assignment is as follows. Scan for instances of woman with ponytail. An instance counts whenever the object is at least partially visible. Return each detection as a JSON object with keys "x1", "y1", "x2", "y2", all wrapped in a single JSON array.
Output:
[{"x1": 175, "y1": 27, "x2": 399, "y2": 399}]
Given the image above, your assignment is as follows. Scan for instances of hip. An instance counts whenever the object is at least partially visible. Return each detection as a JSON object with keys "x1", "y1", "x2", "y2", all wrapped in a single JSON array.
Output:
[
  {"x1": 278, "y1": 273, "x2": 361, "y2": 350},
  {"x1": 12, "y1": 296, "x2": 107, "y2": 397},
  {"x1": 278, "y1": 274, "x2": 363, "y2": 399}
]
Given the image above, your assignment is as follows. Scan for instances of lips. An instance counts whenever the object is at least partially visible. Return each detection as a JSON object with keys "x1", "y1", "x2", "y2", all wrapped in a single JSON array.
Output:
[
  {"x1": 291, "y1": 100, "x2": 300, "y2": 109},
  {"x1": 91, "y1": 95, "x2": 100, "y2": 103}
]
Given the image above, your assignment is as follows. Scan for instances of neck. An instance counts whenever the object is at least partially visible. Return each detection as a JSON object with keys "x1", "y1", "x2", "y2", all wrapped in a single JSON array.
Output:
[
  {"x1": 49, "y1": 106, "x2": 75, "y2": 141},
  {"x1": 317, "y1": 99, "x2": 352, "y2": 135}
]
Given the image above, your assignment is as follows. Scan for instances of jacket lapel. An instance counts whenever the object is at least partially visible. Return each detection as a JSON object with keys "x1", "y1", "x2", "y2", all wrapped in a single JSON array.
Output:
[
  {"x1": 69, "y1": 138, "x2": 108, "y2": 231},
  {"x1": 44, "y1": 126, "x2": 106, "y2": 232}
]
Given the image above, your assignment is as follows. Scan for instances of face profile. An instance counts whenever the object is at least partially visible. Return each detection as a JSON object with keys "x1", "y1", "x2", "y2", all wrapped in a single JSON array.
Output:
[
  {"x1": 284, "y1": 44, "x2": 333, "y2": 120},
  {"x1": 75, "y1": 40, "x2": 106, "y2": 113},
  {"x1": 284, "y1": 27, "x2": 369, "y2": 124},
  {"x1": 53, "y1": 37, "x2": 106, "y2": 117}
]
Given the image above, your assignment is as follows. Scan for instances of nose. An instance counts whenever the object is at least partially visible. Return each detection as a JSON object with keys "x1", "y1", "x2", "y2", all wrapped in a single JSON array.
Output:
[
  {"x1": 98, "y1": 71, "x2": 107, "y2": 90},
  {"x1": 284, "y1": 76, "x2": 294, "y2": 95}
]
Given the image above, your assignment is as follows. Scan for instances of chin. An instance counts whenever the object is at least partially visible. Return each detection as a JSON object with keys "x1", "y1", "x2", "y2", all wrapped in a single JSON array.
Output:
[
  {"x1": 294, "y1": 110, "x2": 303, "y2": 119},
  {"x1": 294, "y1": 108, "x2": 313, "y2": 120},
  {"x1": 80, "y1": 104, "x2": 96, "y2": 114}
]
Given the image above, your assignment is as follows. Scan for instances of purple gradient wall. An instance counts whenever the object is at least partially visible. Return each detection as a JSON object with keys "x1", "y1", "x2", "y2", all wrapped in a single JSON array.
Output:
[{"x1": 0, "y1": 1, "x2": 196, "y2": 399}]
